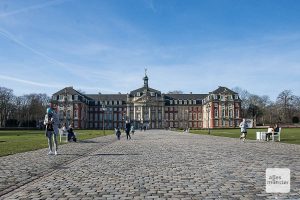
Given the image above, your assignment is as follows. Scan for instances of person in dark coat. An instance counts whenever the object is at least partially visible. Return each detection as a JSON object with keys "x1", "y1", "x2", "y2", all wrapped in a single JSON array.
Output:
[
  {"x1": 125, "y1": 121, "x2": 131, "y2": 140},
  {"x1": 115, "y1": 127, "x2": 121, "y2": 140},
  {"x1": 67, "y1": 125, "x2": 77, "y2": 142}
]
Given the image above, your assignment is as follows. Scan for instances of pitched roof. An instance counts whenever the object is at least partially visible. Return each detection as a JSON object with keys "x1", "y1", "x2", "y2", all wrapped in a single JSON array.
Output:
[
  {"x1": 130, "y1": 86, "x2": 161, "y2": 95},
  {"x1": 53, "y1": 87, "x2": 93, "y2": 100},
  {"x1": 165, "y1": 94, "x2": 207, "y2": 100},
  {"x1": 210, "y1": 86, "x2": 237, "y2": 95},
  {"x1": 86, "y1": 94, "x2": 127, "y2": 101}
]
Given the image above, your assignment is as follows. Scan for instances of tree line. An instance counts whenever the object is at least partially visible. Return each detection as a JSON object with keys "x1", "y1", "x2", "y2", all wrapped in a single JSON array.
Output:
[
  {"x1": 0, "y1": 86, "x2": 49, "y2": 128},
  {"x1": 233, "y1": 87, "x2": 300, "y2": 126}
]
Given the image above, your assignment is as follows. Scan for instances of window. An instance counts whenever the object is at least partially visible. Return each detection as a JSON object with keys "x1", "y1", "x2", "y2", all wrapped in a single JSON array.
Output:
[
  {"x1": 214, "y1": 108, "x2": 218, "y2": 118},
  {"x1": 235, "y1": 109, "x2": 239, "y2": 118},
  {"x1": 229, "y1": 109, "x2": 233, "y2": 118},
  {"x1": 150, "y1": 92, "x2": 155, "y2": 96},
  {"x1": 222, "y1": 120, "x2": 226, "y2": 127},
  {"x1": 189, "y1": 100, "x2": 192, "y2": 104},
  {"x1": 137, "y1": 92, "x2": 140, "y2": 96},
  {"x1": 170, "y1": 100, "x2": 173, "y2": 105},
  {"x1": 184, "y1": 100, "x2": 187, "y2": 105},
  {"x1": 174, "y1": 100, "x2": 178, "y2": 104},
  {"x1": 74, "y1": 110, "x2": 78, "y2": 118},
  {"x1": 193, "y1": 100, "x2": 197, "y2": 104},
  {"x1": 235, "y1": 95, "x2": 239, "y2": 100},
  {"x1": 179, "y1": 100, "x2": 182, "y2": 104},
  {"x1": 214, "y1": 120, "x2": 219, "y2": 127}
]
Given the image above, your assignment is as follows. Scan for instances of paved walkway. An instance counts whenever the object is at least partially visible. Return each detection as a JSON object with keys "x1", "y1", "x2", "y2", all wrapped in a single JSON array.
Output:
[{"x1": 0, "y1": 130, "x2": 299, "y2": 199}]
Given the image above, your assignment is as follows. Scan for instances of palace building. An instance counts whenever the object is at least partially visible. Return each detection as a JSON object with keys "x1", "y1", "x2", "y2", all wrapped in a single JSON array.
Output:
[{"x1": 50, "y1": 73, "x2": 242, "y2": 129}]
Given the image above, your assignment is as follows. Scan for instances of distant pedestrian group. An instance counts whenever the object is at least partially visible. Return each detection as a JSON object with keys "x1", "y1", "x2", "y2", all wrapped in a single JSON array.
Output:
[{"x1": 115, "y1": 121, "x2": 134, "y2": 140}]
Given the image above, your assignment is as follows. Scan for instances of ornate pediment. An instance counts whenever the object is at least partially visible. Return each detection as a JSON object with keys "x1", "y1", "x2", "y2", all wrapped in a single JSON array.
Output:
[{"x1": 134, "y1": 94, "x2": 151, "y2": 103}]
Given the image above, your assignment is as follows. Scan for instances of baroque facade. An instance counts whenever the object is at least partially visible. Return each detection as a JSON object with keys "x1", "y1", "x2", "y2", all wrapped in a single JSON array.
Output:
[{"x1": 51, "y1": 74, "x2": 242, "y2": 129}]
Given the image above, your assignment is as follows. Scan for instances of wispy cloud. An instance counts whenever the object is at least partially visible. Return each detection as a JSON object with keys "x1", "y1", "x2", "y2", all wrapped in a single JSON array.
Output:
[
  {"x1": 0, "y1": 28, "x2": 73, "y2": 70},
  {"x1": 0, "y1": 74, "x2": 64, "y2": 88},
  {"x1": 144, "y1": 0, "x2": 157, "y2": 13},
  {"x1": 0, "y1": 0, "x2": 70, "y2": 18}
]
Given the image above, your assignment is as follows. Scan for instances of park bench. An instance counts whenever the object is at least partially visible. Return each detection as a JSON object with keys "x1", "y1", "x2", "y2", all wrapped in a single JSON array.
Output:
[{"x1": 256, "y1": 128, "x2": 281, "y2": 142}]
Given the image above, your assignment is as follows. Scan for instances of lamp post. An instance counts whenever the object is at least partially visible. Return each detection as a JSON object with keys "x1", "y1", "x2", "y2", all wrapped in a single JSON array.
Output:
[
  {"x1": 102, "y1": 102, "x2": 106, "y2": 135},
  {"x1": 185, "y1": 109, "x2": 189, "y2": 131},
  {"x1": 206, "y1": 104, "x2": 211, "y2": 134},
  {"x1": 63, "y1": 89, "x2": 71, "y2": 127}
]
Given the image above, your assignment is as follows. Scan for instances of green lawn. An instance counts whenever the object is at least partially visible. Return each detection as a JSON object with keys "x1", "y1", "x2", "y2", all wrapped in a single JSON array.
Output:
[
  {"x1": 0, "y1": 129, "x2": 113, "y2": 157},
  {"x1": 188, "y1": 128, "x2": 300, "y2": 145}
]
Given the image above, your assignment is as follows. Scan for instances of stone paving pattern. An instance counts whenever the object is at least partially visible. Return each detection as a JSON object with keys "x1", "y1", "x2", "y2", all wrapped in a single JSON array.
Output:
[{"x1": 0, "y1": 130, "x2": 299, "y2": 199}]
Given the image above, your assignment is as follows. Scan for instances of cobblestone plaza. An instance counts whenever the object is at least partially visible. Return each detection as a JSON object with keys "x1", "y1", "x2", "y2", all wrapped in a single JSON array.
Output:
[{"x1": 1, "y1": 130, "x2": 299, "y2": 199}]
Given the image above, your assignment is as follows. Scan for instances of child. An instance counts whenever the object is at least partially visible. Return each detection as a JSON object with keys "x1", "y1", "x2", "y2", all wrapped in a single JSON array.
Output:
[{"x1": 115, "y1": 127, "x2": 121, "y2": 140}]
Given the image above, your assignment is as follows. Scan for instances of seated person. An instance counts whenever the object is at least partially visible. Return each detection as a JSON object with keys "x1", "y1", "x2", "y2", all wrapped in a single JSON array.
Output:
[
  {"x1": 266, "y1": 126, "x2": 274, "y2": 141},
  {"x1": 62, "y1": 123, "x2": 67, "y2": 133},
  {"x1": 67, "y1": 125, "x2": 77, "y2": 142},
  {"x1": 273, "y1": 124, "x2": 280, "y2": 134}
]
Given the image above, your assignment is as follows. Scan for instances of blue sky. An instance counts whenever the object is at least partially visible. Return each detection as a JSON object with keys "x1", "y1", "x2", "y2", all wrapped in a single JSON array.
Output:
[{"x1": 0, "y1": 0, "x2": 300, "y2": 101}]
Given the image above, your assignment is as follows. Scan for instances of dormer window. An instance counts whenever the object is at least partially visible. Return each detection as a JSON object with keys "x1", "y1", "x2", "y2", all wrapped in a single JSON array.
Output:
[
  {"x1": 137, "y1": 92, "x2": 140, "y2": 97},
  {"x1": 170, "y1": 100, "x2": 173, "y2": 104},
  {"x1": 179, "y1": 100, "x2": 182, "y2": 104},
  {"x1": 174, "y1": 100, "x2": 178, "y2": 104},
  {"x1": 193, "y1": 100, "x2": 197, "y2": 104},
  {"x1": 184, "y1": 100, "x2": 187, "y2": 105},
  {"x1": 150, "y1": 92, "x2": 155, "y2": 97}
]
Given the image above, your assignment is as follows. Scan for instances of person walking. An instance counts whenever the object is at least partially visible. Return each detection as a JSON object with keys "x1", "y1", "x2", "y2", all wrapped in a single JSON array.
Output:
[
  {"x1": 115, "y1": 127, "x2": 121, "y2": 140},
  {"x1": 44, "y1": 108, "x2": 58, "y2": 155},
  {"x1": 125, "y1": 120, "x2": 131, "y2": 140},
  {"x1": 239, "y1": 118, "x2": 248, "y2": 142},
  {"x1": 130, "y1": 125, "x2": 135, "y2": 135}
]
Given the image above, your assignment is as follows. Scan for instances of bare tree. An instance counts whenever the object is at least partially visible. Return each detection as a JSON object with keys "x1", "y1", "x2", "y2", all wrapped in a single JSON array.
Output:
[
  {"x1": 276, "y1": 90, "x2": 295, "y2": 123},
  {"x1": 0, "y1": 87, "x2": 15, "y2": 127}
]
